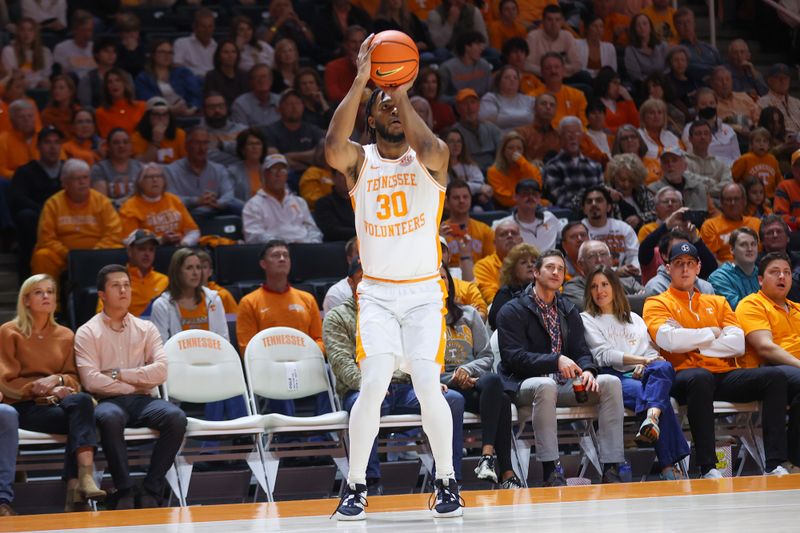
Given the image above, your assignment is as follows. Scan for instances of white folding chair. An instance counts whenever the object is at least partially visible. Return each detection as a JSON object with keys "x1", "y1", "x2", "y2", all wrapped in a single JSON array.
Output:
[
  {"x1": 243, "y1": 327, "x2": 349, "y2": 502},
  {"x1": 163, "y1": 330, "x2": 268, "y2": 505}
]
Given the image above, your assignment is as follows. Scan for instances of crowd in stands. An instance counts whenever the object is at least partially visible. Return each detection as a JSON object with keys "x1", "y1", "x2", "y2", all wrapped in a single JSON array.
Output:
[{"x1": 2, "y1": 0, "x2": 800, "y2": 517}]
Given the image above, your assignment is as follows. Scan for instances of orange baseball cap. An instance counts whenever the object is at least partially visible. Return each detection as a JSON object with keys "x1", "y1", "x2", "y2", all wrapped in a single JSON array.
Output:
[{"x1": 455, "y1": 88, "x2": 479, "y2": 103}]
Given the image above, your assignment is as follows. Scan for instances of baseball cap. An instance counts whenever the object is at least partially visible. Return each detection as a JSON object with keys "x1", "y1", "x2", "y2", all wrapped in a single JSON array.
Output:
[
  {"x1": 146, "y1": 96, "x2": 169, "y2": 112},
  {"x1": 38, "y1": 124, "x2": 65, "y2": 142},
  {"x1": 791, "y1": 149, "x2": 800, "y2": 167},
  {"x1": 515, "y1": 179, "x2": 541, "y2": 194},
  {"x1": 455, "y1": 88, "x2": 479, "y2": 103},
  {"x1": 668, "y1": 241, "x2": 699, "y2": 263},
  {"x1": 659, "y1": 146, "x2": 685, "y2": 159},
  {"x1": 124, "y1": 229, "x2": 159, "y2": 247},
  {"x1": 767, "y1": 63, "x2": 791, "y2": 78},
  {"x1": 262, "y1": 153, "x2": 288, "y2": 171},
  {"x1": 347, "y1": 257, "x2": 362, "y2": 278}
]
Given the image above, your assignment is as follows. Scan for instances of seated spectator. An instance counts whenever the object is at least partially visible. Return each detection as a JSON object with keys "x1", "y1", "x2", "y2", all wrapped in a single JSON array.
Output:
[
  {"x1": 708, "y1": 227, "x2": 760, "y2": 309},
  {"x1": 53, "y1": 10, "x2": 96, "y2": 79},
  {"x1": 581, "y1": 265, "x2": 689, "y2": 479},
  {"x1": 0, "y1": 100, "x2": 41, "y2": 178},
  {"x1": 8, "y1": 126, "x2": 64, "y2": 278},
  {"x1": 606, "y1": 154, "x2": 655, "y2": 231},
  {"x1": 514, "y1": 92, "x2": 560, "y2": 164},
  {"x1": 439, "y1": 31, "x2": 493, "y2": 99},
  {"x1": 563, "y1": 240, "x2": 644, "y2": 309},
  {"x1": 1, "y1": 18, "x2": 52, "y2": 89},
  {"x1": 758, "y1": 214, "x2": 800, "y2": 272},
  {"x1": 638, "y1": 186, "x2": 683, "y2": 244},
  {"x1": 31, "y1": 159, "x2": 122, "y2": 279},
  {"x1": 442, "y1": 181, "x2": 495, "y2": 268},
  {"x1": 497, "y1": 249, "x2": 626, "y2": 486},
  {"x1": 325, "y1": 26, "x2": 368, "y2": 105},
  {"x1": 259, "y1": 0, "x2": 316, "y2": 59},
  {"x1": 135, "y1": 40, "x2": 201, "y2": 118},
  {"x1": 202, "y1": 40, "x2": 249, "y2": 108},
  {"x1": 726, "y1": 39, "x2": 768, "y2": 98},
  {"x1": 648, "y1": 146, "x2": 712, "y2": 212},
  {"x1": 440, "y1": 265, "x2": 521, "y2": 488},
  {"x1": 95, "y1": 68, "x2": 146, "y2": 138},
  {"x1": 231, "y1": 64, "x2": 280, "y2": 129},
  {"x1": 682, "y1": 89, "x2": 741, "y2": 165},
  {"x1": 453, "y1": 88, "x2": 502, "y2": 173},
  {"x1": 700, "y1": 183, "x2": 762, "y2": 263},
  {"x1": 525, "y1": 5, "x2": 582, "y2": 80},
  {"x1": 732, "y1": 128, "x2": 782, "y2": 199},
  {"x1": 120, "y1": 163, "x2": 200, "y2": 247},
  {"x1": 131, "y1": 98, "x2": 187, "y2": 165},
  {"x1": 77, "y1": 37, "x2": 118, "y2": 109},
  {"x1": 264, "y1": 88, "x2": 325, "y2": 174},
  {"x1": 487, "y1": 242, "x2": 539, "y2": 330},
  {"x1": 373, "y1": 0, "x2": 432, "y2": 53},
  {"x1": 711, "y1": 66, "x2": 761, "y2": 138},
  {"x1": 532, "y1": 53, "x2": 588, "y2": 128},
  {"x1": 232, "y1": 16, "x2": 275, "y2": 73},
  {"x1": 584, "y1": 100, "x2": 612, "y2": 159},
  {"x1": 0, "y1": 71, "x2": 42, "y2": 135},
  {"x1": 229, "y1": 128, "x2": 268, "y2": 202},
  {"x1": 479, "y1": 66, "x2": 534, "y2": 133},
  {"x1": 91, "y1": 128, "x2": 143, "y2": 208},
  {"x1": 493, "y1": 179, "x2": 560, "y2": 252},
  {"x1": 488, "y1": 0, "x2": 528, "y2": 52},
  {"x1": 295, "y1": 67, "x2": 332, "y2": 129},
  {"x1": 642, "y1": 0, "x2": 678, "y2": 43},
  {"x1": 271, "y1": 38, "x2": 301, "y2": 94},
  {"x1": 683, "y1": 121, "x2": 734, "y2": 203},
  {"x1": 580, "y1": 186, "x2": 641, "y2": 274},
  {"x1": 757, "y1": 63, "x2": 800, "y2": 137},
  {"x1": 643, "y1": 241, "x2": 789, "y2": 478},
  {"x1": 427, "y1": 0, "x2": 488, "y2": 52},
  {"x1": 0, "y1": 390, "x2": 17, "y2": 516},
  {"x1": 314, "y1": 169, "x2": 356, "y2": 243},
  {"x1": 298, "y1": 142, "x2": 335, "y2": 211},
  {"x1": 200, "y1": 92, "x2": 248, "y2": 168},
  {"x1": 414, "y1": 67, "x2": 456, "y2": 134},
  {"x1": 488, "y1": 131, "x2": 543, "y2": 209},
  {"x1": 644, "y1": 229, "x2": 717, "y2": 296},
  {"x1": 577, "y1": 15, "x2": 617, "y2": 78},
  {"x1": 646, "y1": 72, "x2": 691, "y2": 132},
  {"x1": 759, "y1": 106, "x2": 800, "y2": 175},
  {"x1": 501, "y1": 37, "x2": 545, "y2": 97},
  {"x1": 611, "y1": 124, "x2": 661, "y2": 184},
  {"x1": 736, "y1": 251, "x2": 800, "y2": 470},
  {"x1": 775, "y1": 150, "x2": 800, "y2": 231},
  {"x1": 673, "y1": 7, "x2": 722, "y2": 81},
  {"x1": 62, "y1": 108, "x2": 102, "y2": 166},
  {"x1": 474, "y1": 220, "x2": 522, "y2": 304},
  {"x1": 591, "y1": 0, "x2": 631, "y2": 47},
  {"x1": 242, "y1": 154, "x2": 322, "y2": 244},
  {"x1": 323, "y1": 260, "x2": 467, "y2": 492},
  {"x1": 42, "y1": 74, "x2": 80, "y2": 137},
  {"x1": 75, "y1": 264, "x2": 187, "y2": 509},
  {"x1": 165, "y1": 127, "x2": 243, "y2": 219},
  {"x1": 637, "y1": 188, "x2": 699, "y2": 282},
  {"x1": 196, "y1": 249, "x2": 237, "y2": 317},
  {"x1": 322, "y1": 237, "x2": 359, "y2": 316},
  {"x1": 624, "y1": 13, "x2": 669, "y2": 85},
  {"x1": 665, "y1": 46, "x2": 701, "y2": 113},
  {"x1": 114, "y1": 13, "x2": 146, "y2": 79},
  {"x1": 561, "y1": 220, "x2": 589, "y2": 280},
  {"x1": 173, "y1": 8, "x2": 217, "y2": 77},
  {"x1": 0, "y1": 274, "x2": 106, "y2": 512},
  {"x1": 443, "y1": 128, "x2": 492, "y2": 209},
  {"x1": 638, "y1": 98, "x2": 681, "y2": 159},
  {"x1": 542, "y1": 117, "x2": 604, "y2": 214},
  {"x1": 743, "y1": 176, "x2": 772, "y2": 218}
]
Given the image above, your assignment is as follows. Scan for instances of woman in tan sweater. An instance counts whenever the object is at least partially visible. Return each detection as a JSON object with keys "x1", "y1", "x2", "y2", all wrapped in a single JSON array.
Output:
[{"x1": 0, "y1": 275, "x2": 105, "y2": 511}]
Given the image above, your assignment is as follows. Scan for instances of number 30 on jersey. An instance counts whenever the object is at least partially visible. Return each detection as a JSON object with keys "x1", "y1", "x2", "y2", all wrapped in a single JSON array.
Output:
[{"x1": 376, "y1": 191, "x2": 408, "y2": 220}]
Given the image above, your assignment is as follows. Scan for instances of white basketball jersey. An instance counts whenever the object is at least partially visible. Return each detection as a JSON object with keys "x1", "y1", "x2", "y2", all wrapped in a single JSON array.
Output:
[{"x1": 351, "y1": 144, "x2": 446, "y2": 282}]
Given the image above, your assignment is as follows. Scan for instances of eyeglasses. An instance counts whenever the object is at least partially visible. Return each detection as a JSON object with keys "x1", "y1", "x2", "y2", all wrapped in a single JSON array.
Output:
[
  {"x1": 658, "y1": 198, "x2": 681, "y2": 206},
  {"x1": 583, "y1": 251, "x2": 611, "y2": 261}
]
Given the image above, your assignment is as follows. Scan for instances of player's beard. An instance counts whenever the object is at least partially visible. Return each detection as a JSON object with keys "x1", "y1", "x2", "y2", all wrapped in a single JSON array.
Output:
[{"x1": 375, "y1": 121, "x2": 405, "y2": 143}]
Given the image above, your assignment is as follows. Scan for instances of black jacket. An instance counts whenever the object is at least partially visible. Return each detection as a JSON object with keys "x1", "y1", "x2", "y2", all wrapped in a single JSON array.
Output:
[
  {"x1": 7, "y1": 161, "x2": 62, "y2": 215},
  {"x1": 496, "y1": 285, "x2": 596, "y2": 395},
  {"x1": 314, "y1": 192, "x2": 355, "y2": 242}
]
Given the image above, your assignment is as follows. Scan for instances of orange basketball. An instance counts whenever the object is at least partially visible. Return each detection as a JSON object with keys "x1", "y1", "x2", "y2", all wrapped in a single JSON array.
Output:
[{"x1": 369, "y1": 30, "x2": 419, "y2": 88}]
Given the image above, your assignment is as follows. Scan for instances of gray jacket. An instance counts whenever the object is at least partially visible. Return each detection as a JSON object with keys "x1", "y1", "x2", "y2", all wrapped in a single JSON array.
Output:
[
  {"x1": 150, "y1": 287, "x2": 229, "y2": 343},
  {"x1": 644, "y1": 265, "x2": 715, "y2": 297}
]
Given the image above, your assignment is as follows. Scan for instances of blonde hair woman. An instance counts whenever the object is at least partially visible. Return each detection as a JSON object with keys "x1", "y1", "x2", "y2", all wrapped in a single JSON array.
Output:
[
  {"x1": 605, "y1": 153, "x2": 656, "y2": 230},
  {"x1": 488, "y1": 243, "x2": 540, "y2": 330},
  {"x1": 487, "y1": 131, "x2": 543, "y2": 208},
  {"x1": 0, "y1": 275, "x2": 105, "y2": 511}
]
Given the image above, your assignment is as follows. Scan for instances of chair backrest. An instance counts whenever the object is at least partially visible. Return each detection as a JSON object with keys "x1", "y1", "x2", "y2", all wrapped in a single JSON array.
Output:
[
  {"x1": 288, "y1": 242, "x2": 347, "y2": 282},
  {"x1": 67, "y1": 249, "x2": 128, "y2": 288},
  {"x1": 244, "y1": 327, "x2": 333, "y2": 403},
  {"x1": 214, "y1": 244, "x2": 265, "y2": 285},
  {"x1": 163, "y1": 330, "x2": 250, "y2": 411}
]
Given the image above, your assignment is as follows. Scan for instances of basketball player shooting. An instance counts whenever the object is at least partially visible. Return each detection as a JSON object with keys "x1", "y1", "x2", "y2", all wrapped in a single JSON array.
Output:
[{"x1": 325, "y1": 34, "x2": 463, "y2": 520}]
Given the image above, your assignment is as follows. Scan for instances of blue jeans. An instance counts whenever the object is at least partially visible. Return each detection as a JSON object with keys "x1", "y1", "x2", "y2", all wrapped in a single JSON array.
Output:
[
  {"x1": 603, "y1": 361, "x2": 690, "y2": 468},
  {"x1": 0, "y1": 404, "x2": 18, "y2": 503},
  {"x1": 343, "y1": 383, "x2": 464, "y2": 481},
  {"x1": 259, "y1": 393, "x2": 332, "y2": 417},
  {"x1": 203, "y1": 397, "x2": 249, "y2": 421}
]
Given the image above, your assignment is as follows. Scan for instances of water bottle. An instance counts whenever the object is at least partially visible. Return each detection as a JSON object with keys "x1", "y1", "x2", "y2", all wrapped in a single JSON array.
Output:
[{"x1": 618, "y1": 461, "x2": 632, "y2": 483}]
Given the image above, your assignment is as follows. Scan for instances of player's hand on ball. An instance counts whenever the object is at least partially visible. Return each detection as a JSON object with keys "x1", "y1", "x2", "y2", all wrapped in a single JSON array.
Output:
[{"x1": 356, "y1": 34, "x2": 376, "y2": 82}]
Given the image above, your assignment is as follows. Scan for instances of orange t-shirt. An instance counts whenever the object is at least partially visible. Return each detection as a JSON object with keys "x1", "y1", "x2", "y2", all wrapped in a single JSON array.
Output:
[
  {"x1": 63, "y1": 138, "x2": 101, "y2": 166},
  {"x1": 95, "y1": 100, "x2": 146, "y2": 138},
  {"x1": 641, "y1": 6, "x2": 678, "y2": 44},
  {"x1": 699, "y1": 215, "x2": 762, "y2": 263},
  {"x1": 488, "y1": 20, "x2": 528, "y2": 51},
  {"x1": 474, "y1": 253, "x2": 503, "y2": 305},
  {"x1": 731, "y1": 152, "x2": 782, "y2": 198},
  {"x1": 533, "y1": 84, "x2": 588, "y2": 127},
  {"x1": 180, "y1": 299, "x2": 209, "y2": 331},
  {"x1": 130, "y1": 128, "x2": 187, "y2": 164},
  {"x1": 0, "y1": 129, "x2": 39, "y2": 178},
  {"x1": 604, "y1": 100, "x2": 640, "y2": 134},
  {"x1": 0, "y1": 98, "x2": 43, "y2": 134},
  {"x1": 487, "y1": 157, "x2": 543, "y2": 208}
]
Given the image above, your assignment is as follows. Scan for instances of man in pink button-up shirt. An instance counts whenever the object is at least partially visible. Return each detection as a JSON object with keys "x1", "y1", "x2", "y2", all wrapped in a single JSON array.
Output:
[{"x1": 75, "y1": 264, "x2": 186, "y2": 510}]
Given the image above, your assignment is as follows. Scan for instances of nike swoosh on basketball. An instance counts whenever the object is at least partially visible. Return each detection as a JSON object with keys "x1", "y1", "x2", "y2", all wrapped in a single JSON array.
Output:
[{"x1": 375, "y1": 66, "x2": 404, "y2": 77}]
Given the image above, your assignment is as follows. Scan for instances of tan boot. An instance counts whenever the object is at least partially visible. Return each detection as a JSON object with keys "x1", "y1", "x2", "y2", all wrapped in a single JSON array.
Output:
[{"x1": 77, "y1": 465, "x2": 106, "y2": 501}]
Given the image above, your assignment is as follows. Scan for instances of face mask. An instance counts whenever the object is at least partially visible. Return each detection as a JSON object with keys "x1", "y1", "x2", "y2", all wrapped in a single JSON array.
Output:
[{"x1": 697, "y1": 106, "x2": 717, "y2": 120}]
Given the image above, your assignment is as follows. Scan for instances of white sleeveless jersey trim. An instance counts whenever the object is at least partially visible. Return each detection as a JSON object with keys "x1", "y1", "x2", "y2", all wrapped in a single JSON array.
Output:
[{"x1": 351, "y1": 144, "x2": 445, "y2": 282}]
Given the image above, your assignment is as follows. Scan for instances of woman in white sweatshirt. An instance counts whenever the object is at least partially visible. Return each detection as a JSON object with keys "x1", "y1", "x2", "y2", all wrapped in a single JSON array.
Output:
[{"x1": 580, "y1": 265, "x2": 690, "y2": 479}]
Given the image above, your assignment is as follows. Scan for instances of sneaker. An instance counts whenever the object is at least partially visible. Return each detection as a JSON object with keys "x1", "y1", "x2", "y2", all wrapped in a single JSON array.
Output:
[
  {"x1": 634, "y1": 416, "x2": 661, "y2": 445},
  {"x1": 429, "y1": 478, "x2": 464, "y2": 518},
  {"x1": 499, "y1": 475, "x2": 524, "y2": 489},
  {"x1": 0, "y1": 502, "x2": 17, "y2": 516},
  {"x1": 766, "y1": 465, "x2": 790, "y2": 476},
  {"x1": 701, "y1": 468, "x2": 723, "y2": 479},
  {"x1": 333, "y1": 483, "x2": 368, "y2": 521},
  {"x1": 781, "y1": 462, "x2": 800, "y2": 474},
  {"x1": 659, "y1": 465, "x2": 685, "y2": 481},
  {"x1": 543, "y1": 466, "x2": 566, "y2": 487},
  {"x1": 602, "y1": 465, "x2": 622, "y2": 484},
  {"x1": 474, "y1": 455, "x2": 498, "y2": 483}
]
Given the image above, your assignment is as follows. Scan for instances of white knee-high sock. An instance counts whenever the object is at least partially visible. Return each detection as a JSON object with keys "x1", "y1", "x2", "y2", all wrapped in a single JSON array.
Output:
[
  {"x1": 346, "y1": 354, "x2": 395, "y2": 485},
  {"x1": 409, "y1": 359, "x2": 455, "y2": 481}
]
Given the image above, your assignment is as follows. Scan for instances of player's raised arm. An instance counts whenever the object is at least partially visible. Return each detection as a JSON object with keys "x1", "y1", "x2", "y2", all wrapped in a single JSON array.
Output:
[{"x1": 325, "y1": 34, "x2": 375, "y2": 185}]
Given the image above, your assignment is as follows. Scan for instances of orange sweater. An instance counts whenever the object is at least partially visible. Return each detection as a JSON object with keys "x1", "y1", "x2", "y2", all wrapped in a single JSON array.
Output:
[
  {"x1": 95, "y1": 100, "x2": 146, "y2": 138},
  {"x1": 0, "y1": 321, "x2": 80, "y2": 403},
  {"x1": 699, "y1": 215, "x2": 761, "y2": 263},
  {"x1": 236, "y1": 285, "x2": 324, "y2": 355},
  {"x1": 644, "y1": 286, "x2": 746, "y2": 373},
  {"x1": 0, "y1": 97, "x2": 42, "y2": 134},
  {"x1": 63, "y1": 138, "x2": 101, "y2": 166},
  {"x1": 298, "y1": 166, "x2": 334, "y2": 211},
  {"x1": 474, "y1": 253, "x2": 503, "y2": 304},
  {"x1": 488, "y1": 20, "x2": 528, "y2": 50},
  {"x1": 533, "y1": 84, "x2": 588, "y2": 127},
  {"x1": 487, "y1": 157, "x2": 543, "y2": 208},
  {"x1": 731, "y1": 152, "x2": 782, "y2": 198},
  {"x1": 119, "y1": 192, "x2": 199, "y2": 240},
  {"x1": 0, "y1": 129, "x2": 39, "y2": 178},
  {"x1": 131, "y1": 129, "x2": 187, "y2": 164},
  {"x1": 454, "y1": 277, "x2": 488, "y2": 318}
]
